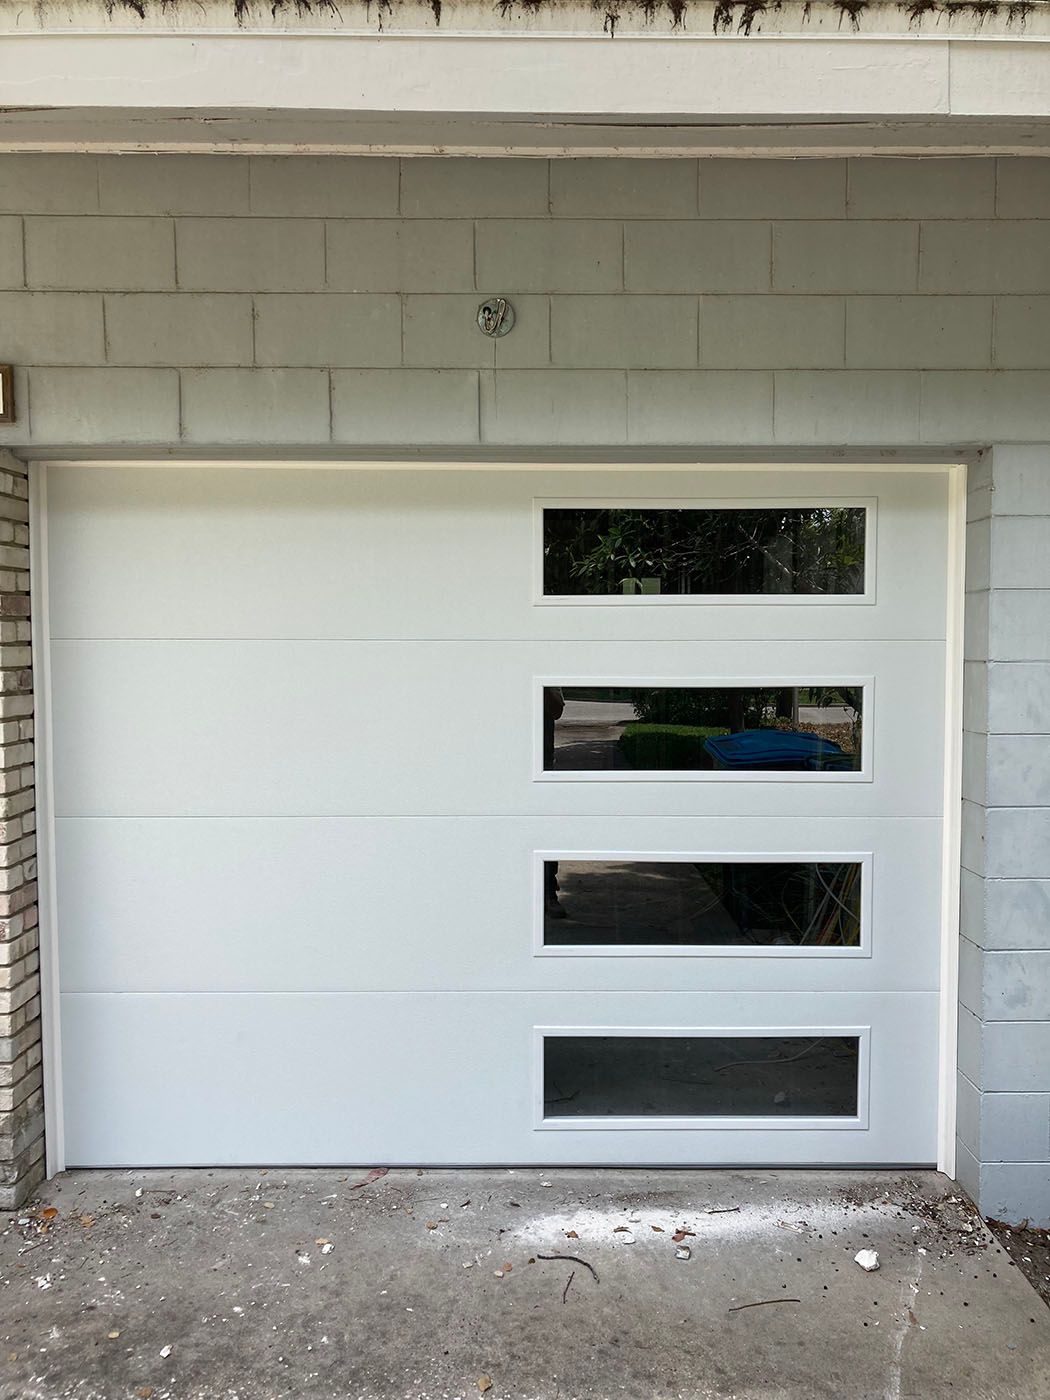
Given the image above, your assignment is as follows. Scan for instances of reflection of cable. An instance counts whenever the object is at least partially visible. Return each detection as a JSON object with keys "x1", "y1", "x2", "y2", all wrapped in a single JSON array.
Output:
[{"x1": 713, "y1": 1038, "x2": 827, "y2": 1074}]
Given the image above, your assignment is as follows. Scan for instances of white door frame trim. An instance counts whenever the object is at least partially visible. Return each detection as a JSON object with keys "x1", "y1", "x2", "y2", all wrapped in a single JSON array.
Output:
[{"x1": 30, "y1": 456, "x2": 966, "y2": 1179}]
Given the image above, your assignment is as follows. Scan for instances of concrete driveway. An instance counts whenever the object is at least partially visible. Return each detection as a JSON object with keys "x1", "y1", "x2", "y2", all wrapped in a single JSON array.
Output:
[{"x1": 1, "y1": 1168, "x2": 1048, "y2": 1400}]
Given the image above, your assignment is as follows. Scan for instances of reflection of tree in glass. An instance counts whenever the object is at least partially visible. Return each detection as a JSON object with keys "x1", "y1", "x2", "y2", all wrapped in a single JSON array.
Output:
[{"x1": 544, "y1": 507, "x2": 864, "y2": 596}]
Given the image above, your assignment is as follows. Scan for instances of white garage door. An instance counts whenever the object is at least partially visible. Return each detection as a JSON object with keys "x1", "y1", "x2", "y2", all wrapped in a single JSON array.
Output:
[{"x1": 45, "y1": 464, "x2": 951, "y2": 1167}]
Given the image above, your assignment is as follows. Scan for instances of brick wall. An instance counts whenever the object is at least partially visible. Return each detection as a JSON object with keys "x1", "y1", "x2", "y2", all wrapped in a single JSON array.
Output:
[
  {"x1": 0, "y1": 152, "x2": 1047, "y2": 1217},
  {"x1": 0, "y1": 453, "x2": 40, "y2": 1210}
]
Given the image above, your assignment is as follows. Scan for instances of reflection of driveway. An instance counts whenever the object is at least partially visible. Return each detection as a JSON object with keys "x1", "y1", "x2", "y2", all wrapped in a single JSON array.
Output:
[
  {"x1": 557, "y1": 701, "x2": 636, "y2": 727},
  {"x1": 553, "y1": 700, "x2": 633, "y2": 770}
]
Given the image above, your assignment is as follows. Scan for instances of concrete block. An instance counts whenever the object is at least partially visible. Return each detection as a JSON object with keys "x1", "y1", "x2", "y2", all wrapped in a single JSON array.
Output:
[
  {"x1": 253, "y1": 294, "x2": 401, "y2": 367},
  {"x1": 985, "y1": 735, "x2": 1050, "y2": 807},
  {"x1": 994, "y1": 298, "x2": 1050, "y2": 369},
  {"x1": 478, "y1": 221, "x2": 622, "y2": 293},
  {"x1": 25, "y1": 217, "x2": 173, "y2": 292},
  {"x1": 99, "y1": 156, "x2": 250, "y2": 215},
  {"x1": 773, "y1": 222, "x2": 918, "y2": 293},
  {"x1": 773, "y1": 371, "x2": 920, "y2": 445},
  {"x1": 176, "y1": 218, "x2": 323, "y2": 292},
  {"x1": 961, "y1": 798, "x2": 987, "y2": 879},
  {"x1": 967, "y1": 517, "x2": 991, "y2": 593},
  {"x1": 481, "y1": 370, "x2": 626, "y2": 445},
  {"x1": 181, "y1": 369, "x2": 330, "y2": 444},
  {"x1": 996, "y1": 158, "x2": 1050, "y2": 218},
  {"x1": 959, "y1": 934, "x2": 983, "y2": 1016},
  {"x1": 990, "y1": 517, "x2": 1050, "y2": 588},
  {"x1": 29, "y1": 368, "x2": 179, "y2": 444},
  {"x1": 968, "y1": 484, "x2": 992, "y2": 526},
  {"x1": 984, "y1": 806, "x2": 1050, "y2": 881},
  {"x1": 0, "y1": 155, "x2": 98, "y2": 214},
  {"x1": 985, "y1": 879, "x2": 1050, "y2": 951},
  {"x1": 326, "y1": 220, "x2": 474, "y2": 292},
  {"x1": 981, "y1": 1093, "x2": 1050, "y2": 1162},
  {"x1": 700, "y1": 295, "x2": 843, "y2": 369},
  {"x1": 988, "y1": 663, "x2": 1050, "y2": 732},
  {"x1": 700, "y1": 159, "x2": 845, "y2": 219},
  {"x1": 846, "y1": 296, "x2": 992, "y2": 369},
  {"x1": 402, "y1": 294, "x2": 549, "y2": 368},
  {"x1": 962, "y1": 729, "x2": 987, "y2": 805},
  {"x1": 981, "y1": 1020, "x2": 1050, "y2": 1092},
  {"x1": 987, "y1": 446, "x2": 1050, "y2": 515},
  {"x1": 625, "y1": 222, "x2": 770, "y2": 292},
  {"x1": 848, "y1": 158, "x2": 995, "y2": 219},
  {"x1": 919, "y1": 222, "x2": 1050, "y2": 294},
  {"x1": 982, "y1": 950, "x2": 1050, "y2": 1021},
  {"x1": 956, "y1": 1071, "x2": 981, "y2": 1158},
  {"x1": 400, "y1": 158, "x2": 548, "y2": 217},
  {"x1": 957, "y1": 1005, "x2": 982, "y2": 1088},
  {"x1": 0, "y1": 293, "x2": 104, "y2": 366},
  {"x1": 551, "y1": 160, "x2": 697, "y2": 218},
  {"x1": 332, "y1": 369, "x2": 478, "y2": 444},
  {"x1": 980, "y1": 1162, "x2": 1050, "y2": 1227},
  {"x1": 955, "y1": 1135, "x2": 980, "y2": 1202},
  {"x1": 627, "y1": 370, "x2": 773, "y2": 445},
  {"x1": 105, "y1": 293, "x2": 253, "y2": 367},
  {"x1": 249, "y1": 157, "x2": 398, "y2": 217},
  {"x1": 551, "y1": 295, "x2": 697, "y2": 368},
  {"x1": 989, "y1": 592, "x2": 1050, "y2": 662},
  {"x1": 920, "y1": 372, "x2": 1050, "y2": 444}
]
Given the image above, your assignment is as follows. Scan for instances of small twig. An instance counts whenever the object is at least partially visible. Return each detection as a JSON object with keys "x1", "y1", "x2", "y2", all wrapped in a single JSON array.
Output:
[
  {"x1": 537, "y1": 1253, "x2": 599, "y2": 1284},
  {"x1": 728, "y1": 1298, "x2": 801, "y2": 1313},
  {"x1": 561, "y1": 1269, "x2": 575, "y2": 1304},
  {"x1": 705, "y1": 1207, "x2": 741, "y2": 1215}
]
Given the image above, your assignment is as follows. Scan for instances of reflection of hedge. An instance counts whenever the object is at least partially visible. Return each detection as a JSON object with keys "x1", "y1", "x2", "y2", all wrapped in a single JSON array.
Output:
[{"x1": 619, "y1": 723, "x2": 730, "y2": 770}]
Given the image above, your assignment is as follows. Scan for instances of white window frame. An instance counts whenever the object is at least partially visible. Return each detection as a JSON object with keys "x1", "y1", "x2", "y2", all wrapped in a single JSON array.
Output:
[
  {"x1": 534, "y1": 496, "x2": 878, "y2": 607},
  {"x1": 533, "y1": 1024, "x2": 872, "y2": 1132},
  {"x1": 534, "y1": 676, "x2": 874, "y2": 784},
  {"x1": 533, "y1": 850, "x2": 873, "y2": 959}
]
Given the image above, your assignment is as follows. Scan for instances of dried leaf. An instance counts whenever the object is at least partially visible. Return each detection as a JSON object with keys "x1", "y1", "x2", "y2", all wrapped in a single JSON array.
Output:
[
  {"x1": 501, "y1": 1262, "x2": 512, "y2": 1273},
  {"x1": 39, "y1": 1207, "x2": 58, "y2": 1222},
  {"x1": 651, "y1": 1225, "x2": 664, "y2": 1232},
  {"x1": 79, "y1": 1215, "x2": 95, "y2": 1228},
  {"x1": 478, "y1": 1377, "x2": 493, "y2": 1394},
  {"x1": 350, "y1": 1167, "x2": 389, "y2": 1190},
  {"x1": 565, "y1": 1230, "x2": 579, "y2": 1240},
  {"x1": 612, "y1": 1225, "x2": 630, "y2": 1233},
  {"x1": 672, "y1": 1230, "x2": 695, "y2": 1243},
  {"x1": 137, "y1": 1389, "x2": 154, "y2": 1399}
]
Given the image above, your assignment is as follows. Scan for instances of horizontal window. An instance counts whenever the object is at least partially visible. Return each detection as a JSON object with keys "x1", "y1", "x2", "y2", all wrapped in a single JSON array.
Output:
[
  {"x1": 544, "y1": 686, "x2": 863, "y2": 773},
  {"x1": 543, "y1": 1035, "x2": 861, "y2": 1119},
  {"x1": 543, "y1": 505, "x2": 866, "y2": 598},
  {"x1": 542, "y1": 859, "x2": 862, "y2": 949}
]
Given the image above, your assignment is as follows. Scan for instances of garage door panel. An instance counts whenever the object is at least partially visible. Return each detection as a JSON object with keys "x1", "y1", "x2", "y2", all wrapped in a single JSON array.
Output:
[
  {"x1": 52, "y1": 639, "x2": 945, "y2": 818},
  {"x1": 56, "y1": 816, "x2": 942, "y2": 994},
  {"x1": 46, "y1": 466, "x2": 949, "y2": 644},
  {"x1": 60, "y1": 991, "x2": 939, "y2": 1167}
]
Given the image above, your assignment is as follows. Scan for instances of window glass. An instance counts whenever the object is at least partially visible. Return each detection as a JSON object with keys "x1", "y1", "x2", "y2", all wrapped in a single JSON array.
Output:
[
  {"x1": 544, "y1": 686, "x2": 863, "y2": 773},
  {"x1": 543, "y1": 506, "x2": 866, "y2": 597},
  {"x1": 543, "y1": 860, "x2": 862, "y2": 948},
  {"x1": 543, "y1": 1035, "x2": 861, "y2": 1118}
]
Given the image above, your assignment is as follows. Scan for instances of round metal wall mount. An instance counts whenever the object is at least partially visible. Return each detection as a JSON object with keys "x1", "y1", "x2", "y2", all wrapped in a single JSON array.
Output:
[{"x1": 477, "y1": 296, "x2": 515, "y2": 338}]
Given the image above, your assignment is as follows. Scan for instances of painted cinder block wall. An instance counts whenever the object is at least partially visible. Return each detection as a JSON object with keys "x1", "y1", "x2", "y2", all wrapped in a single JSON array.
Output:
[{"x1": 0, "y1": 152, "x2": 1047, "y2": 1218}]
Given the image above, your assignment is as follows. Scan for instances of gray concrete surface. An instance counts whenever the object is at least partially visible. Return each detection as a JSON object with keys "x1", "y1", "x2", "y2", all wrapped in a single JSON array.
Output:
[{"x1": 1, "y1": 1168, "x2": 1048, "y2": 1400}]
